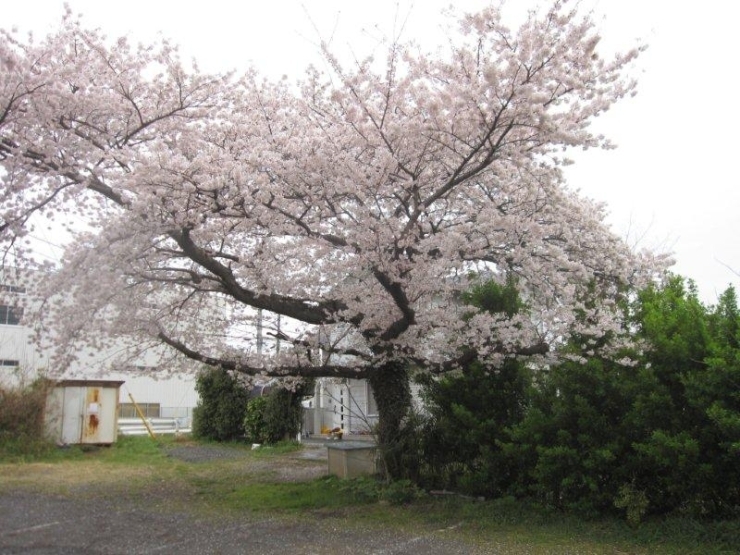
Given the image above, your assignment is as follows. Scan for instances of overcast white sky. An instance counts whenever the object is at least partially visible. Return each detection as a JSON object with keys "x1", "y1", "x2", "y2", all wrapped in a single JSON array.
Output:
[{"x1": 4, "y1": 0, "x2": 739, "y2": 303}]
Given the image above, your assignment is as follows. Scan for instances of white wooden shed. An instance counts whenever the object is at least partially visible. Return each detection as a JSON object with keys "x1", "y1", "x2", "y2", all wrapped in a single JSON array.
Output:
[{"x1": 45, "y1": 380, "x2": 124, "y2": 445}]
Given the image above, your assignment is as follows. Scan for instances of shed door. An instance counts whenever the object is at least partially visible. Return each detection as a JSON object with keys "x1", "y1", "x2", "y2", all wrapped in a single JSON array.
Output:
[
  {"x1": 82, "y1": 386, "x2": 118, "y2": 444},
  {"x1": 61, "y1": 387, "x2": 85, "y2": 444}
]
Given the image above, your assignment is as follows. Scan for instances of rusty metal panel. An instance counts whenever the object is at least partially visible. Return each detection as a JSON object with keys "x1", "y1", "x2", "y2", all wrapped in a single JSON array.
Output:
[
  {"x1": 80, "y1": 386, "x2": 119, "y2": 444},
  {"x1": 82, "y1": 387, "x2": 102, "y2": 442}
]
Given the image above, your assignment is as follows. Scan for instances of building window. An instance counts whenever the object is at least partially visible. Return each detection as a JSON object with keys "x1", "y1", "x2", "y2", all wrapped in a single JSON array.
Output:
[
  {"x1": 118, "y1": 402, "x2": 161, "y2": 418},
  {"x1": 132, "y1": 365, "x2": 157, "y2": 372},
  {"x1": 0, "y1": 305, "x2": 23, "y2": 326},
  {"x1": 0, "y1": 284, "x2": 26, "y2": 294},
  {"x1": 1, "y1": 359, "x2": 19, "y2": 368}
]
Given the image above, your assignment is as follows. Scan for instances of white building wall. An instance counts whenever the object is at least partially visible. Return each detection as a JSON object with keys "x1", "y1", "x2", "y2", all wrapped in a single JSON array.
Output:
[
  {"x1": 308, "y1": 376, "x2": 425, "y2": 436},
  {"x1": 0, "y1": 275, "x2": 199, "y2": 417},
  {"x1": 312, "y1": 378, "x2": 378, "y2": 435},
  {"x1": 0, "y1": 322, "x2": 50, "y2": 387},
  {"x1": 111, "y1": 373, "x2": 200, "y2": 416}
]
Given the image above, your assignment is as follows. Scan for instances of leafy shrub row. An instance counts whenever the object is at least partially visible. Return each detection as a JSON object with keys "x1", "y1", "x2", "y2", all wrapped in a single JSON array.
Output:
[
  {"x1": 192, "y1": 367, "x2": 306, "y2": 444},
  {"x1": 413, "y1": 276, "x2": 740, "y2": 521}
]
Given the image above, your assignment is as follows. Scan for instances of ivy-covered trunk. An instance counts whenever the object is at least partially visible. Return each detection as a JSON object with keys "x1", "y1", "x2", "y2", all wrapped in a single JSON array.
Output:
[{"x1": 368, "y1": 361, "x2": 412, "y2": 481}]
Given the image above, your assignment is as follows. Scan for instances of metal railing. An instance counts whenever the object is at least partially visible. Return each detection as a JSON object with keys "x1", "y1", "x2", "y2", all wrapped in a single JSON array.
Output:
[{"x1": 117, "y1": 417, "x2": 192, "y2": 436}]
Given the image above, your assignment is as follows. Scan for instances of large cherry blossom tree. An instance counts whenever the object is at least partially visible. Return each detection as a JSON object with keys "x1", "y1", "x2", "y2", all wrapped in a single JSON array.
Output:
[{"x1": 1, "y1": 3, "x2": 661, "y2": 458}]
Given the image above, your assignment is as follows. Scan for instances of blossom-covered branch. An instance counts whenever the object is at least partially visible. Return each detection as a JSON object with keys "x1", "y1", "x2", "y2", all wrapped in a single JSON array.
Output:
[{"x1": 0, "y1": 3, "x2": 664, "y2": 384}]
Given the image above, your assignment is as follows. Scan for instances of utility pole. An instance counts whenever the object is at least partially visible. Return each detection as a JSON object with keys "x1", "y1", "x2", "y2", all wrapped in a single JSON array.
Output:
[
  {"x1": 276, "y1": 313, "x2": 281, "y2": 356},
  {"x1": 256, "y1": 308, "x2": 263, "y2": 359}
]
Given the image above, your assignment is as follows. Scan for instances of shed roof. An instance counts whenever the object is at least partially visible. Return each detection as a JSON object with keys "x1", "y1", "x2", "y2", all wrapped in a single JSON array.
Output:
[{"x1": 54, "y1": 379, "x2": 125, "y2": 388}]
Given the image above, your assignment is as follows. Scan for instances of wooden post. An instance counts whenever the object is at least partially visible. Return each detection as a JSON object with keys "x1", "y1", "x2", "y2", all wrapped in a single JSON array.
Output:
[{"x1": 128, "y1": 392, "x2": 157, "y2": 440}]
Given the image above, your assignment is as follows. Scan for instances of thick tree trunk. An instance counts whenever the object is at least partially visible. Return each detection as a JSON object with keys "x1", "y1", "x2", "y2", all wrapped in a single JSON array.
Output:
[{"x1": 368, "y1": 361, "x2": 412, "y2": 481}]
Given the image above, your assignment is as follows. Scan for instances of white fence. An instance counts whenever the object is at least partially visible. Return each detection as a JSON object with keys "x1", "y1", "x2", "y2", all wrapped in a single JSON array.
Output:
[{"x1": 117, "y1": 417, "x2": 192, "y2": 436}]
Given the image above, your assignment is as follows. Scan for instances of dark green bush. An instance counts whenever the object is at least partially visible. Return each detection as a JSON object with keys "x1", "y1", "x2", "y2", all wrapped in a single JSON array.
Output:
[
  {"x1": 418, "y1": 359, "x2": 530, "y2": 497},
  {"x1": 243, "y1": 395, "x2": 268, "y2": 443},
  {"x1": 0, "y1": 378, "x2": 55, "y2": 460},
  {"x1": 417, "y1": 275, "x2": 740, "y2": 520},
  {"x1": 508, "y1": 277, "x2": 740, "y2": 518},
  {"x1": 628, "y1": 279, "x2": 740, "y2": 516},
  {"x1": 192, "y1": 367, "x2": 250, "y2": 441},
  {"x1": 244, "y1": 385, "x2": 307, "y2": 444},
  {"x1": 262, "y1": 388, "x2": 304, "y2": 443},
  {"x1": 506, "y1": 357, "x2": 642, "y2": 514},
  {"x1": 416, "y1": 276, "x2": 531, "y2": 497},
  {"x1": 0, "y1": 379, "x2": 50, "y2": 437}
]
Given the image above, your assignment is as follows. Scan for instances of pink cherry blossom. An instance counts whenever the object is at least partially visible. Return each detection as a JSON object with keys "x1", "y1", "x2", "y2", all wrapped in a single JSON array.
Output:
[{"x1": 0, "y1": 3, "x2": 667, "y2": 381}]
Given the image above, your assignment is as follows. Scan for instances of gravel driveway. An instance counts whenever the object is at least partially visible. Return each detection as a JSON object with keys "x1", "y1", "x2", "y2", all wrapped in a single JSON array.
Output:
[
  {"x1": 0, "y1": 442, "x2": 490, "y2": 555},
  {"x1": 0, "y1": 490, "x2": 491, "y2": 555}
]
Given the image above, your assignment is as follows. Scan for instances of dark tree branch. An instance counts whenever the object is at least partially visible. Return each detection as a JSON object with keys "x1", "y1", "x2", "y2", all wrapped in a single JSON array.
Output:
[
  {"x1": 426, "y1": 340, "x2": 550, "y2": 375},
  {"x1": 371, "y1": 267, "x2": 415, "y2": 341},
  {"x1": 168, "y1": 227, "x2": 346, "y2": 324},
  {"x1": 157, "y1": 329, "x2": 370, "y2": 379}
]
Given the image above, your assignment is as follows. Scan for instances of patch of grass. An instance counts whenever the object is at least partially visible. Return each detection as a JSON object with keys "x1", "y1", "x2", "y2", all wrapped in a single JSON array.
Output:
[
  {"x1": 0, "y1": 435, "x2": 190, "y2": 496},
  {"x1": 0, "y1": 432, "x2": 180, "y2": 465},
  {"x1": 250, "y1": 440, "x2": 303, "y2": 456},
  {"x1": 101, "y1": 435, "x2": 171, "y2": 464},
  {"x1": 349, "y1": 495, "x2": 740, "y2": 555},
  {"x1": 215, "y1": 475, "x2": 377, "y2": 513},
  {"x1": 0, "y1": 435, "x2": 61, "y2": 463}
]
